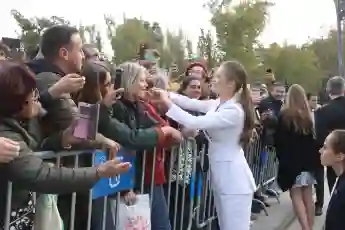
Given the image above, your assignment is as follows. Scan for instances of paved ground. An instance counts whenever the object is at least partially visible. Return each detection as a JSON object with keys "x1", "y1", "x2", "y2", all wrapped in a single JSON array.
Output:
[
  {"x1": 252, "y1": 181, "x2": 330, "y2": 230},
  {"x1": 251, "y1": 191, "x2": 295, "y2": 230},
  {"x1": 287, "y1": 182, "x2": 330, "y2": 230}
]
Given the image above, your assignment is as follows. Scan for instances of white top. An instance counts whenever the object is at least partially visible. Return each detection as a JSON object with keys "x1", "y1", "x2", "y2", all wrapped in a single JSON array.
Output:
[{"x1": 166, "y1": 92, "x2": 256, "y2": 194}]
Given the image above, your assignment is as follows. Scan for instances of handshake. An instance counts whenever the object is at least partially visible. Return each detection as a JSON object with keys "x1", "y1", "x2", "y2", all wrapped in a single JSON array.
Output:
[
  {"x1": 161, "y1": 126, "x2": 199, "y2": 143},
  {"x1": 161, "y1": 126, "x2": 183, "y2": 143}
]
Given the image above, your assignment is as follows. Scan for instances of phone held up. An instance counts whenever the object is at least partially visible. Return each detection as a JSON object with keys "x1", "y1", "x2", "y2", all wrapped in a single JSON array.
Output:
[
  {"x1": 114, "y1": 68, "x2": 123, "y2": 89},
  {"x1": 113, "y1": 67, "x2": 124, "y2": 99},
  {"x1": 73, "y1": 102, "x2": 100, "y2": 140}
]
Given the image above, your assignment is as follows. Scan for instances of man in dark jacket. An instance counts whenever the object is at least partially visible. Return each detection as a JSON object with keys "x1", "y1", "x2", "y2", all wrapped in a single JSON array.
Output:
[
  {"x1": 258, "y1": 82, "x2": 284, "y2": 147},
  {"x1": 26, "y1": 25, "x2": 86, "y2": 134},
  {"x1": 316, "y1": 76, "x2": 345, "y2": 199},
  {"x1": 258, "y1": 82, "x2": 284, "y2": 117}
]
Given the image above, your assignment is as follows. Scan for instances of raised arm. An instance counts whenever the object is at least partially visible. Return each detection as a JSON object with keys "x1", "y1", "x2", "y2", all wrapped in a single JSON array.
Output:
[
  {"x1": 98, "y1": 104, "x2": 164, "y2": 150},
  {"x1": 166, "y1": 103, "x2": 243, "y2": 130},
  {"x1": 169, "y1": 92, "x2": 216, "y2": 114}
]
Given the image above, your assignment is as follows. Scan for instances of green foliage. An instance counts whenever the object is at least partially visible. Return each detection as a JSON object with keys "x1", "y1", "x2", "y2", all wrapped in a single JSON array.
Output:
[
  {"x1": 210, "y1": 1, "x2": 272, "y2": 75},
  {"x1": 197, "y1": 29, "x2": 221, "y2": 68},
  {"x1": 105, "y1": 15, "x2": 187, "y2": 73},
  {"x1": 11, "y1": 10, "x2": 102, "y2": 54},
  {"x1": 11, "y1": 9, "x2": 70, "y2": 52},
  {"x1": 9, "y1": 3, "x2": 344, "y2": 92},
  {"x1": 260, "y1": 43, "x2": 323, "y2": 92}
]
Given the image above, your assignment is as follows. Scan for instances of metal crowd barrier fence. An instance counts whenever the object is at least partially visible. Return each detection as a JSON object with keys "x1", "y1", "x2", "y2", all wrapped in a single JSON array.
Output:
[
  {"x1": 245, "y1": 134, "x2": 280, "y2": 216},
  {"x1": 3, "y1": 136, "x2": 279, "y2": 230}
]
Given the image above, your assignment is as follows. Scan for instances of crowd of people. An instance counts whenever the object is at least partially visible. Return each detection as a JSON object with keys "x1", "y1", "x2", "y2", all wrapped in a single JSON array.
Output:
[{"x1": 0, "y1": 24, "x2": 345, "y2": 230}]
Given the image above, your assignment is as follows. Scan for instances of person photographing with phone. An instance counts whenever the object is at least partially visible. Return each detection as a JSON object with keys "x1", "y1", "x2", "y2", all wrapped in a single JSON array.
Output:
[{"x1": 257, "y1": 81, "x2": 285, "y2": 148}]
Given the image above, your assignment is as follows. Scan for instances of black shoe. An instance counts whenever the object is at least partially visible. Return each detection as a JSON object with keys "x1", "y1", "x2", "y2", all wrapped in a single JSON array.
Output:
[
  {"x1": 315, "y1": 206, "x2": 323, "y2": 216},
  {"x1": 255, "y1": 194, "x2": 271, "y2": 207}
]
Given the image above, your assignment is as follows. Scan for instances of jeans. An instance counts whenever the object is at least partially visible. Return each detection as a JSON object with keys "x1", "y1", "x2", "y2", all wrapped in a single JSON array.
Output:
[{"x1": 145, "y1": 185, "x2": 171, "y2": 230}]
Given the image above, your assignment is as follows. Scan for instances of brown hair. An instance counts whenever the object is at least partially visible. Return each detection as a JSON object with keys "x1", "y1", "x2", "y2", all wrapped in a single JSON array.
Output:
[
  {"x1": 281, "y1": 84, "x2": 313, "y2": 134},
  {"x1": 177, "y1": 76, "x2": 200, "y2": 95},
  {"x1": 0, "y1": 60, "x2": 36, "y2": 117},
  {"x1": 221, "y1": 60, "x2": 255, "y2": 144},
  {"x1": 329, "y1": 130, "x2": 345, "y2": 155},
  {"x1": 74, "y1": 60, "x2": 110, "y2": 104}
]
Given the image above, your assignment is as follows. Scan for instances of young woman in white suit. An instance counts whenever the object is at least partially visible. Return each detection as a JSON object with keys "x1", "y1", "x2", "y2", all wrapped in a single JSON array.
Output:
[{"x1": 151, "y1": 61, "x2": 256, "y2": 230}]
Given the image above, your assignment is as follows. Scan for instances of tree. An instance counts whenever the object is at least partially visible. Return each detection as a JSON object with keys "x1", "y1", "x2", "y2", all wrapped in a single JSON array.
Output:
[
  {"x1": 105, "y1": 15, "x2": 186, "y2": 70},
  {"x1": 186, "y1": 39, "x2": 193, "y2": 57},
  {"x1": 197, "y1": 29, "x2": 222, "y2": 68},
  {"x1": 11, "y1": 10, "x2": 103, "y2": 54},
  {"x1": 105, "y1": 17, "x2": 157, "y2": 64},
  {"x1": 307, "y1": 30, "x2": 339, "y2": 77},
  {"x1": 11, "y1": 9, "x2": 70, "y2": 52},
  {"x1": 209, "y1": 1, "x2": 272, "y2": 76},
  {"x1": 84, "y1": 24, "x2": 103, "y2": 52},
  {"x1": 260, "y1": 43, "x2": 323, "y2": 92}
]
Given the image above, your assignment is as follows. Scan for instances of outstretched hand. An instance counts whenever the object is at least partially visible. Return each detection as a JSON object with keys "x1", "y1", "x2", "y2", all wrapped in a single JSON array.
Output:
[
  {"x1": 102, "y1": 88, "x2": 125, "y2": 107},
  {"x1": 149, "y1": 88, "x2": 172, "y2": 107}
]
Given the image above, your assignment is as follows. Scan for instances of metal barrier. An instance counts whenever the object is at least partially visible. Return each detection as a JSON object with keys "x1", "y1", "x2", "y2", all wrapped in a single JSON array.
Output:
[
  {"x1": 245, "y1": 135, "x2": 280, "y2": 216},
  {"x1": 2, "y1": 136, "x2": 279, "y2": 230}
]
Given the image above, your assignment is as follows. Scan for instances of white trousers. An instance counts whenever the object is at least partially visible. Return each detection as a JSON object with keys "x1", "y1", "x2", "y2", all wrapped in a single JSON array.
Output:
[{"x1": 213, "y1": 192, "x2": 253, "y2": 230}]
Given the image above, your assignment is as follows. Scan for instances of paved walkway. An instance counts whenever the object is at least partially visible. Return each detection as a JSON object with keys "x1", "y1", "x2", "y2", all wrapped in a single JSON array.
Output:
[
  {"x1": 251, "y1": 191, "x2": 295, "y2": 230},
  {"x1": 287, "y1": 182, "x2": 330, "y2": 230},
  {"x1": 251, "y1": 181, "x2": 330, "y2": 230}
]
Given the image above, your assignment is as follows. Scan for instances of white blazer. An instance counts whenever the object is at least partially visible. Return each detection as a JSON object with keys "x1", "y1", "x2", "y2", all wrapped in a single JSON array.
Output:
[{"x1": 166, "y1": 93, "x2": 256, "y2": 194}]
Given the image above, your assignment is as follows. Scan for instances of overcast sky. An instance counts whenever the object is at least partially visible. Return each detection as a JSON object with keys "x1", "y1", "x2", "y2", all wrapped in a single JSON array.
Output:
[{"x1": 0, "y1": 0, "x2": 338, "y2": 56}]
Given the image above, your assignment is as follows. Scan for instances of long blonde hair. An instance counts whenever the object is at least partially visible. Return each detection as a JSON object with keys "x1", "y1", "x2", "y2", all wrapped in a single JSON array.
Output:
[{"x1": 281, "y1": 84, "x2": 313, "y2": 134}]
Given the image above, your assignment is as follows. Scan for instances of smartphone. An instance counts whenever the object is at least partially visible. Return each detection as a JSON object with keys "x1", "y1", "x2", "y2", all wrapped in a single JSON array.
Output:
[
  {"x1": 114, "y1": 68, "x2": 123, "y2": 90},
  {"x1": 73, "y1": 102, "x2": 100, "y2": 140}
]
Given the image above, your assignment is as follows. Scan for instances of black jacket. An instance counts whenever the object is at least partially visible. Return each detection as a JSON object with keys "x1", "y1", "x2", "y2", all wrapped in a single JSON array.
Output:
[
  {"x1": 27, "y1": 59, "x2": 77, "y2": 133},
  {"x1": 274, "y1": 115, "x2": 319, "y2": 191},
  {"x1": 258, "y1": 95, "x2": 282, "y2": 146},
  {"x1": 325, "y1": 171, "x2": 345, "y2": 230},
  {"x1": 258, "y1": 95, "x2": 283, "y2": 118},
  {"x1": 315, "y1": 96, "x2": 345, "y2": 147}
]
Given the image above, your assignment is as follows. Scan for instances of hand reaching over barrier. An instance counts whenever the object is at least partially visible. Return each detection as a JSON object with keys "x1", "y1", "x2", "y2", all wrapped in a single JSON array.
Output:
[
  {"x1": 96, "y1": 158, "x2": 131, "y2": 178},
  {"x1": 161, "y1": 126, "x2": 183, "y2": 143}
]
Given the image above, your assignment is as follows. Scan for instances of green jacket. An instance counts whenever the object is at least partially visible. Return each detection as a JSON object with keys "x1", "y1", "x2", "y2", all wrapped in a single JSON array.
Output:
[
  {"x1": 0, "y1": 117, "x2": 99, "y2": 224},
  {"x1": 111, "y1": 99, "x2": 166, "y2": 187},
  {"x1": 98, "y1": 103, "x2": 160, "y2": 150}
]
